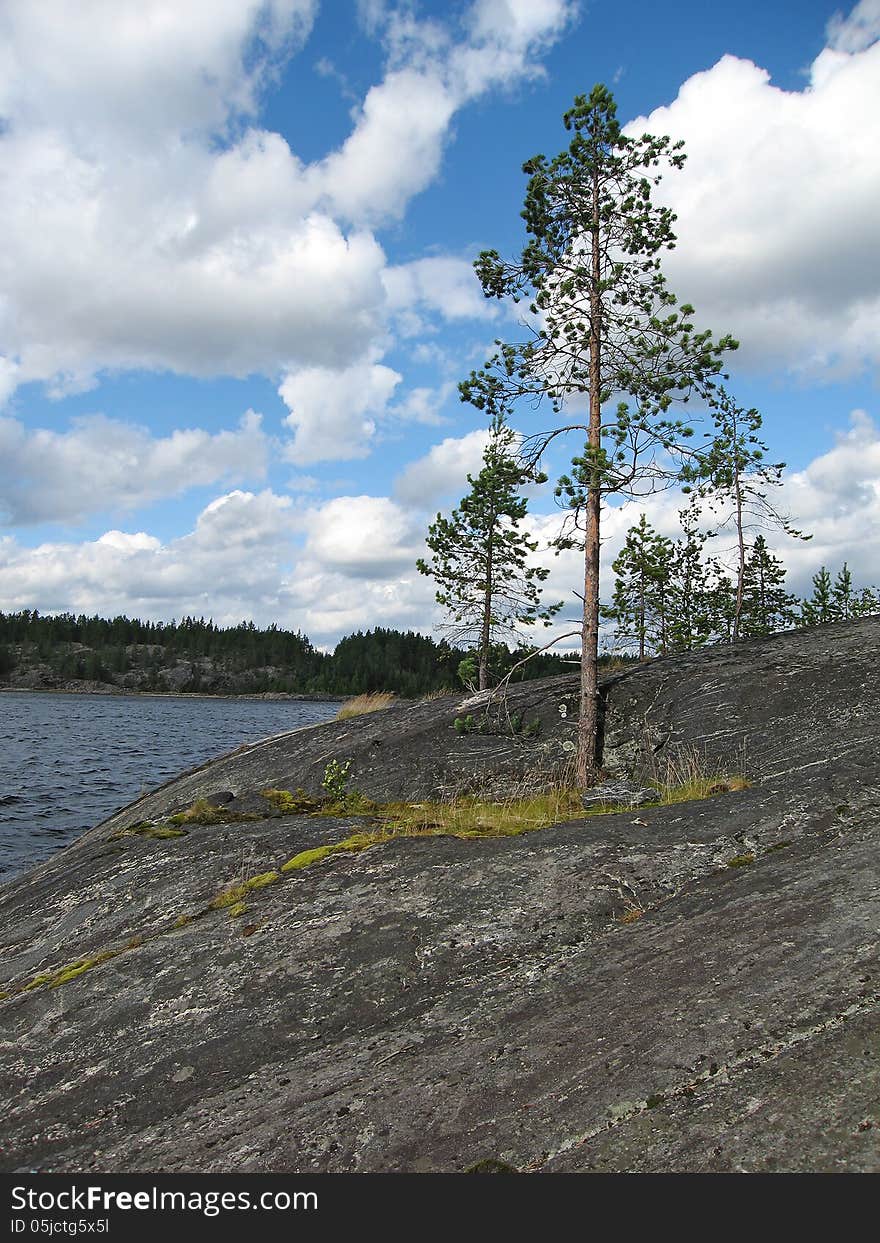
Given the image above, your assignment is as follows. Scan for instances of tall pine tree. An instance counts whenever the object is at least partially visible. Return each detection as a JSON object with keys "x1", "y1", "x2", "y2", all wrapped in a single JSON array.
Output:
[{"x1": 461, "y1": 85, "x2": 736, "y2": 785}]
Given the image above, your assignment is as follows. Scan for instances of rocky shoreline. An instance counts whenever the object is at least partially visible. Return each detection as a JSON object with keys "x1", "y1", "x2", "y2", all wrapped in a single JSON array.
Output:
[{"x1": 1, "y1": 616, "x2": 878, "y2": 1173}]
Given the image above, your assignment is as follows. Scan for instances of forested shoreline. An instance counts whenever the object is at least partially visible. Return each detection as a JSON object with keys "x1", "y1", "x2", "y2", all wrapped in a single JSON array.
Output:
[{"x1": 0, "y1": 612, "x2": 578, "y2": 698}]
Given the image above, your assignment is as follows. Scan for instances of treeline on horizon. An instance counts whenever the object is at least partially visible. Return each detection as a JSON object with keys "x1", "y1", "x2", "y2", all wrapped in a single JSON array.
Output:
[{"x1": 0, "y1": 611, "x2": 584, "y2": 697}]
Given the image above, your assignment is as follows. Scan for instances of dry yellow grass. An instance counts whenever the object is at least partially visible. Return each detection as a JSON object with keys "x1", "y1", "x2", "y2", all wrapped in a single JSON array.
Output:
[
  {"x1": 380, "y1": 788, "x2": 586, "y2": 838},
  {"x1": 336, "y1": 691, "x2": 396, "y2": 720},
  {"x1": 654, "y1": 743, "x2": 750, "y2": 805}
]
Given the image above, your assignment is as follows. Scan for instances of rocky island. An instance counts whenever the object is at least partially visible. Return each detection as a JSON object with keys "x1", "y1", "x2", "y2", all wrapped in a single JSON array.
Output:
[{"x1": 1, "y1": 616, "x2": 878, "y2": 1173}]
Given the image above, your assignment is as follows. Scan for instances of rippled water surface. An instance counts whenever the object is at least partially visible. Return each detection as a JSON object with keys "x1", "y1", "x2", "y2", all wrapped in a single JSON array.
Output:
[{"x1": 0, "y1": 692, "x2": 339, "y2": 881}]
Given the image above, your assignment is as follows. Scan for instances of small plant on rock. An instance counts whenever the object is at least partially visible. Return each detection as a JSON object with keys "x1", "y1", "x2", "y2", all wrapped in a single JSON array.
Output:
[{"x1": 322, "y1": 759, "x2": 352, "y2": 801}]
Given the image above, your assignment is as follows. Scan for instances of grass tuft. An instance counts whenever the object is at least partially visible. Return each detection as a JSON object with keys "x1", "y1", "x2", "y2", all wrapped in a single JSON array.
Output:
[
  {"x1": 649, "y1": 743, "x2": 750, "y2": 806},
  {"x1": 261, "y1": 787, "x2": 321, "y2": 814},
  {"x1": 281, "y1": 832, "x2": 391, "y2": 872},
  {"x1": 169, "y1": 798, "x2": 227, "y2": 826},
  {"x1": 110, "y1": 823, "x2": 189, "y2": 840},
  {"x1": 208, "y1": 870, "x2": 281, "y2": 909},
  {"x1": 381, "y1": 789, "x2": 586, "y2": 838},
  {"x1": 25, "y1": 950, "x2": 120, "y2": 991},
  {"x1": 336, "y1": 692, "x2": 396, "y2": 720}
]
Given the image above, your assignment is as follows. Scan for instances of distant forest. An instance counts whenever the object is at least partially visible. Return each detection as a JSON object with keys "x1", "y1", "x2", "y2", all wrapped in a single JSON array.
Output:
[{"x1": 0, "y1": 611, "x2": 582, "y2": 697}]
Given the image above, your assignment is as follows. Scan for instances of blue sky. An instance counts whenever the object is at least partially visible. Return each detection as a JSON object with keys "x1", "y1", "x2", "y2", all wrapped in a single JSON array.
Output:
[{"x1": 0, "y1": 0, "x2": 878, "y2": 648}]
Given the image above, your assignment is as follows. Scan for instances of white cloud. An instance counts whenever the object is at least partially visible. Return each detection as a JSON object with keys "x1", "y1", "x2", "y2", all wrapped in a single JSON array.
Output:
[
  {"x1": 468, "y1": 0, "x2": 577, "y2": 50},
  {"x1": 2, "y1": 408, "x2": 876, "y2": 642},
  {"x1": 827, "y1": 0, "x2": 880, "y2": 52},
  {"x1": 0, "y1": 487, "x2": 435, "y2": 641},
  {"x1": 389, "y1": 383, "x2": 456, "y2": 427},
  {"x1": 313, "y1": 67, "x2": 457, "y2": 224},
  {"x1": 0, "y1": 0, "x2": 574, "y2": 405},
  {"x1": 279, "y1": 361, "x2": 402, "y2": 464},
  {"x1": 0, "y1": 489, "x2": 297, "y2": 623},
  {"x1": 0, "y1": 358, "x2": 19, "y2": 406},
  {"x1": 779, "y1": 409, "x2": 880, "y2": 589},
  {"x1": 394, "y1": 428, "x2": 491, "y2": 506},
  {"x1": 302, "y1": 495, "x2": 424, "y2": 578},
  {"x1": 311, "y1": 1, "x2": 577, "y2": 224},
  {"x1": 625, "y1": 30, "x2": 880, "y2": 377},
  {"x1": 383, "y1": 256, "x2": 495, "y2": 333},
  {"x1": 0, "y1": 410, "x2": 269, "y2": 525},
  {"x1": 0, "y1": 0, "x2": 317, "y2": 149}
]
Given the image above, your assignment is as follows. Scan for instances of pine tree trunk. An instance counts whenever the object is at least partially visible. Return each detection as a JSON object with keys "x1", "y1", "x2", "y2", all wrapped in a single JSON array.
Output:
[
  {"x1": 479, "y1": 536, "x2": 494, "y2": 691},
  {"x1": 577, "y1": 163, "x2": 603, "y2": 790},
  {"x1": 733, "y1": 460, "x2": 745, "y2": 642},
  {"x1": 579, "y1": 490, "x2": 601, "y2": 787}
]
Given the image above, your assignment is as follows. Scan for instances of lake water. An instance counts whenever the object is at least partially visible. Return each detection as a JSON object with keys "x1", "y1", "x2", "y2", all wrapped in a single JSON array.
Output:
[{"x1": 0, "y1": 692, "x2": 339, "y2": 882}]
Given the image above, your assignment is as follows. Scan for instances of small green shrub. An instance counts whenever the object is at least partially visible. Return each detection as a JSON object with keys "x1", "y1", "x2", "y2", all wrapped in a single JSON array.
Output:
[{"x1": 322, "y1": 759, "x2": 352, "y2": 801}]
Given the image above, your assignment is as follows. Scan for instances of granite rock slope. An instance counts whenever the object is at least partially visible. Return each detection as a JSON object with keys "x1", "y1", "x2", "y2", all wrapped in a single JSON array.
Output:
[{"x1": 1, "y1": 617, "x2": 878, "y2": 1173}]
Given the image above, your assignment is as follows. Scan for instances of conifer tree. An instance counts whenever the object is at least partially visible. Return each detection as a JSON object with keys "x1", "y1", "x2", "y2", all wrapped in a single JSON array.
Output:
[
  {"x1": 739, "y1": 535, "x2": 797, "y2": 638},
  {"x1": 604, "y1": 514, "x2": 673, "y2": 659},
  {"x1": 831, "y1": 563, "x2": 855, "y2": 620},
  {"x1": 681, "y1": 389, "x2": 810, "y2": 641},
  {"x1": 852, "y1": 585, "x2": 880, "y2": 617},
  {"x1": 800, "y1": 566, "x2": 834, "y2": 626},
  {"x1": 417, "y1": 417, "x2": 562, "y2": 690},
  {"x1": 666, "y1": 498, "x2": 712, "y2": 652},
  {"x1": 703, "y1": 560, "x2": 738, "y2": 643},
  {"x1": 461, "y1": 85, "x2": 736, "y2": 785},
  {"x1": 800, "y1": 563, "x2": 879, "y2": 625}
]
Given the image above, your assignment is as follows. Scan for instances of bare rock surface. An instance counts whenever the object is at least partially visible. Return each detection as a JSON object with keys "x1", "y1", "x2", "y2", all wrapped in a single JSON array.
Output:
[{"x1": 1, "y1": 617, "x2": 879, "y2": 1172}]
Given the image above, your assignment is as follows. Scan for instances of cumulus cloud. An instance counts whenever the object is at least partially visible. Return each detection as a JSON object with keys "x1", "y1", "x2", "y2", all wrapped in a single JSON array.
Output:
[
  {"x1": 779, "y1": 409, "x2": 880, "y2": 589},
  {"x1": 0, "y1": 1, "x2": 317, "y2": 149},
  {"x1": 302, "y1": 495, "x2": 424, "y2": 578},
  {"x1": 0, "y1": 0, "x2": 574, "y2": 403},
  {"x1": 394, "y1": 428, "x2": 491, "y2": 506},
  {"x1": 625, "y1": 25, "x2": 880, "y2": 377},
  {"x1": 279, "y1": 361, "x2": 402, "y2": 464},
  {"x1": 2, "y1": 407, "x2": 877, "y2": 642},
  {"x1": 319, "y1": 1, "x2": 577, "y2": 224},
  {"x1": 0, "y1": 358, "x2": 19, "y2": 406},
  {"x1": 389, "y1": 385, "x2": 454, "y2": 427},
  {"x1": 0, "y1": 489, "x2": 297, "y2": 623},
  {"x1": 383, "y1": 256, "x2": 495, "y2": 336},
  {"x1": 0, "y1": 410, "x2": 269, "y2": 525},
  {"x1": 313, "y1": 66, "x2": 457, "y2": 224},
  {"x1": 0, "y1": 487, "x2": 434, "y2": 641}
]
